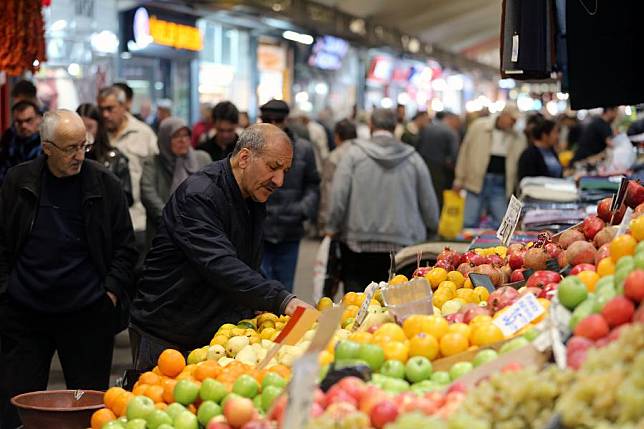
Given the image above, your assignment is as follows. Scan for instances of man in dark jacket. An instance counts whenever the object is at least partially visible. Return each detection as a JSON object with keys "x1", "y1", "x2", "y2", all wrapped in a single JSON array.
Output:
[
  {"x1": 197, "y1": 101, "x2": 240, "y2": 161},
  {"x1": 0, "y1": 100, "x2": 43, "y2": 184},
  {"x1": 259, "y1": 100, "x2": 320, "y2": 292},
  {"x1": 0, "y1": 110, "x2": 137, "y2": 428},
  {"x1": 131, "y1": 123, "x2": 311, "y2": 369}
]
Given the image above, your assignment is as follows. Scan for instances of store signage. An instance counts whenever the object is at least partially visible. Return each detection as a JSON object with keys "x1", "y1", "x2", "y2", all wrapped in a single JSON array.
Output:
[{"x1": 132, "y1": 7, "x2": 202, "y2": 52}]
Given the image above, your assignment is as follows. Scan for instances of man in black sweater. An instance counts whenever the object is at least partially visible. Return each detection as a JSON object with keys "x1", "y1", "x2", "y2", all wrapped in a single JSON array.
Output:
[{"x1": 0, "y1": 110, "x2": 137, "y2": 428}]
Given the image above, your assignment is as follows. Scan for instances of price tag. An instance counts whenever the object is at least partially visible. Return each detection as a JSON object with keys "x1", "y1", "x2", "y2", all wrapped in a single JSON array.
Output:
[
  {"x1": 616, "y1": 207, "x2": 633, "y2": 236},
  {"x1": 511, "y1": 34, "x2": 519, "y2": 62},
  {"x1": 468, "y1": 273, "x2": 496, "y2": 293},
  {"x1": 496, "y1": 195, "x2": 523, "y2": 246},
  {"x1": 351, "y1": 282, "x2": 379, "y2": 331},
  {"x1": 547, "y1": 300, "x2": 570, "y2": 369},
  {"x1": 493, "y1": 293, "x2": 545, "y2": 337}
]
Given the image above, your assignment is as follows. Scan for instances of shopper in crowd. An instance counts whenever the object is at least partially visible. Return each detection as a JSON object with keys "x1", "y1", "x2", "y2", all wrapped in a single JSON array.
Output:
[
  {"x1": 290, "y1": 109, "x2": 329, "y2": 172},
  {"x1": 0, "y1": 110, "x2": 137, "y2": 428},
  {"x1": 401, "y1": 110, "x2": 430, "y2": 147},
  {"x1": 318, "y1": 119, "x2": 357, "y2": 232},
  {"x1": 454, "y1": 103, "x2": 526, "y2": 229},
  {"x1": 113, "y1": 82, "x2": 135, "y2": 113},
  {"x1": 518, "y1": 118, "x2": 563, "y2": 182},
  {"x1": 76, "y1": 103, "x2": 133, "y2": 206},
  {"x1": 238, "y1": 111, "x2": 250, "y2": 129},
  {"x1": 141, "y1": 117, "x2": 211, "y2": 254},
  {"x1": 394, "y1": 103, "x2": 407, "y2": 139},
  {"x1": 97, "y1": 85, "x2": 158, "y2": 251},
  {"x1": 326, "y1": 108, "x2": 439, "y2": 292},
  {"x1": 197, "y1": 101, "x2": 240, "y2": 160},
  {"x1": 10, "y1": 80, "x2": 39, "y2": 106},
  {"x1": 524, "y1": 112, "x2": 545, "y2": 145},
  {"x1": 259, "y1": 100, "x2": 320, "y2": 292},
  {"x1": 558, "y1": 112, "x2": 581, "y2": 152},
  {"x1": 416, "y1": 111, "x2": 461, "y2": 209},
  {"x1": 151, "y1": 99, "x2": 173, "y2": 134},
  {"x1": 191, "y1": 102, "x2": 213, "y2": 148},
  {"x1": 0, "y1": 101, "x2": 43, "y2": 184},
  {"x1": 571, "y1": 106, "x2": 618, "y2": 165},
  {"x1": 131, "y1": 124, "x2": 312, "y2": 367}
]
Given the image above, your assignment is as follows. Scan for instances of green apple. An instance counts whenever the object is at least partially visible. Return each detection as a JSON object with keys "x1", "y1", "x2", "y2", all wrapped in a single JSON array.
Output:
[
  {"x1": 102, "y1": 422, "x2": 125, "y2": 429},
  {"x1": 404, "y1": 356, "x2": 433, "y2": 383},
  {"x1": 383, "y1": 377, "x2": 410, "y2": 394},
  {"x1": 522, "y1": 327, "x2": 540, "y2": 342},
  {"x1": 125, "y1": 419, "x2": 147, "y2": 429},
  {"x1": 200, "y1": 378, "x2": 228, "y2": 403},
  {"x1": 335, "y1": 340, "x2": 361, "y2": 360},
  {"x1": 357, "y1": 343, "x2": 385, "y2": 371},
  {"x1": 472, "y1": 349, "x2": 498, "y2": 367},
  {"x1": 261, "y1": 372, "x2": 287, "y2": 390},
  {"x1": 146, "y1": 410, "x2": 172, "y2": 429},
  {"x1": 430, "y1": 371, "x2": 451, "y2": 385},
  {"x1": 157, "y1": 425, "x2": 173, "y2": 429},
  {"x1": 174, "y1": 410, "x2": 199, "y2": 429},
  {"x1": 232, "y1": 374, "x2": 259, "y2": 398},
  {"x1": 411, "y1": 380, "x2": 440, "y2": 394},
  {"x1": 380, "y1": 359, "x2": 406, "y2": 379},
  {"x1": 499, "y1": 337, "x2": 530, "y2": 354},
  {"x1": 557, "y1": 276, "x2": 588, "y2": 310},
  {"x1": 253, "y1": 394, "x2": 263, "y2": 412},
  {"x1": 569, "y1": 297, "x2": 597, "y2": 330},
  {"x1": 118, "y1": 416, "x2": 128, "y2": 424},
  {"x1": 634, "y1": 251, "x2": 644, "y2": 269},
  {"x1": 595, "y1": 275, "x2": 614, "y2": 294},
  {"x1": 614, "y1": 265, "x2": 633, "y2": 294},
  {"x1": 370, "y1": 373, "x2": 387, "y2": 388},
  {"x1": 261, "y1": 385, "x2": 283, "y2": 412},
  {"x1": 615, "y1": 255, "x2": 634, "y2": 272},
  {"x1": 334, "y1": 358, "x2": 370, "y2": 369},
  {"x1": 165, "y1": 403, "x2": 186, "y2": 420},
  {"x1": 449, "y1": 361, "x2": 473, "y2": 380},
  {"x1": 174, "y1": 380, "x2": 200, "y2": 405},
  {"x1": 126, "y1": 395, "x2": 155, "y2": 420},
  {"x1": 197, "y1": 400, "x2": 222, "y2": 426}
]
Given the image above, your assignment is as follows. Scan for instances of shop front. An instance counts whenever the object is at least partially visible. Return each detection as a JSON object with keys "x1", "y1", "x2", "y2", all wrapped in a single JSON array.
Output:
[{"x1": 119, "y1": 5, "x2": 202, "y2": 123}]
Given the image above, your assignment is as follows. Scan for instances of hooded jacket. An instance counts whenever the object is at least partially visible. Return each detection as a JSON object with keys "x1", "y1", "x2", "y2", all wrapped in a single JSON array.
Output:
[
  {"x1": 141, "y1": 117, "x2": 211, "y2": 253},
  {"x1": 327, "y1": 133, "x2": 439, "y2": 247}
]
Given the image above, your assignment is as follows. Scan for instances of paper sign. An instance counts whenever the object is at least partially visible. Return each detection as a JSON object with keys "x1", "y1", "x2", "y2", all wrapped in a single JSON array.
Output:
[
  {"x1": 282, "y1": 307, "x2": 342, "y2": 429},
  {"x1": 548, "y1": 300, "x2": 570, "y2": 369},
  {"x1": 352, "y1": 282, "x2": 379, "y2": 331},
  {"x1": 496, "y1": 195, "x2": 523, "y2": 246},
  {"x1": 468, "y1": 273, "x2": 496, "y2": 293},
  {"x1": 511, "y1": 34, "x2": 519, "y2": 62},
  {"x1": 493, "y1": 293, "x2": 545, "y2": 336},
  {"x1": 616, "y1": 207, "x2": 633, "y2": 236}
]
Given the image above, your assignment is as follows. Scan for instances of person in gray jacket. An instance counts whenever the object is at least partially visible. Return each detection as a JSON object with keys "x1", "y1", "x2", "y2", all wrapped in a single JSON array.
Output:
[
  {"x1": 326, "y1": 108, "x2": 439, "y2": 292},
  {"x1": 141, "y1": 117, "x2": 211, "y2": 254}
]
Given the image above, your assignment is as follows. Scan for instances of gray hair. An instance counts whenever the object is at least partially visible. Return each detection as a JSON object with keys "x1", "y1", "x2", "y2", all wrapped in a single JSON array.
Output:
[
  {"x1": 232, "y1": 123, "x2": 290, "y2": 156},
  {"x1": 371, "y1": 108, "x2": 397, "y2": 132},
  {"x1": 97, "y1": 86, "x2": 127, "y2": 104},
  {"x1": 40, "y1": 109, "x2": 83, "y2": 142}
]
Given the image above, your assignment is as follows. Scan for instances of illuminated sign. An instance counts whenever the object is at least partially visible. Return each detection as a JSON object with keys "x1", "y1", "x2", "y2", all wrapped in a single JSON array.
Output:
[{"x1": 131, "y1": 7, "x2": 202, "y2": 52}]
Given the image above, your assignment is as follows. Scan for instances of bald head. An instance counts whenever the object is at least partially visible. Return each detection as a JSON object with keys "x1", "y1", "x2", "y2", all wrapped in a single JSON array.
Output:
[
  {"x1": 41, "y1": 110, "x2": 89, "y2": 177},
  {"x1": 232, "y1": 123, "x2": 291, "y2": 156},
  {"x1": 41, "y1": 110, "x2": 86, "y2": 144}
]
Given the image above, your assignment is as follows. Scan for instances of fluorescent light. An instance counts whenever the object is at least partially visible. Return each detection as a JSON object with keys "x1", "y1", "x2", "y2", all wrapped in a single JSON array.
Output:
[
  {"x1": 282, "y1": 30, "x2": 313, "y2": 45},
  {"x1": 67, "y1": 63, "x2": 81, "y2": 77},
  {"x1": 51, "y1": 19, "x2": 67, "y2": 31}
]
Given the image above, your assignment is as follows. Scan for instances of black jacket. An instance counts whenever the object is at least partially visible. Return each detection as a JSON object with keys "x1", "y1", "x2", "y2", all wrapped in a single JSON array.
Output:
[
  {"x1": 264, "y1": 131, "x2": 320, "y2": 243},
  {"x1": 132, "y1": 158, "x2": 294, "y2": 349},
  {"x1": 0, "y1": 156, "x2": 138, "y2": 330},
  {"x1": 89, "y1": 148, "x2": 133, "y2": 207},
  {"x1": 197, "y1": 134, "x2": 238, "y2": 162},
  {"x1": 517, "y1": 145, "x2": 563, "y2": 182}
]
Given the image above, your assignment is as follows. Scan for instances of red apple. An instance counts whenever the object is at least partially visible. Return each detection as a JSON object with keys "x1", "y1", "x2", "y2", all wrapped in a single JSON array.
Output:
[
  {"x1": 624, "y1": 180, "x2": 644, "y2": 208},
  {"x1": 370, "y1": 400, "x2": 399, "y2": 429},
  {"x1": 566, "y1": 336, "x2": 594, "y2": 356},
  {"x1": 208, "y1": 422, "x2": 233, "y2": 429},
  {"x1": 508, "y1": 252, "x2": 525, "y2": 270},
  {"x1": 224, "y1": 396, "x2": 256, "y2": 429},
  {"x1": 358, "y1": 387, "x2": 388, "y2": 415},
  {"x1": 323, "y1": 385, "x2": 358, "y2": 408},
  {"x1": 267, "y1": 395, "x2": 287, "y2": 423},
  {"x1": 526, "y1": 270, "x2": 562, "y2": 288},
  {"x1": 336, "y1": 377, "x2": 367, "y2": 402},
  {"x1": 597, "y1": 197, "x2": 626, "y2": 224},
  {"x1": 510, "y1": 268, "x2": 526, "y2": 282},
  {"x1": 545, "y1": 243, "x2": 563, "y2": 259},
  {"x1": 601, "y1": 296, "x2": 635, "y2": 327},
  {"x1": 582, "y1": 215, "x2": 605, "y2": 240},
  {"x1": 570, "y1": 263, "x2": 596, "y2": 275},
  {"x1": 574, "y1": 314, "x2": 610, "y2": 340},
  {"x1": 624, "y1": 270, "x2": 644, "y2": 303},
  {"x1": 567, "y1": 349, "x2": 588, "y2": 370},
  {"x1": 538, "y1": 282, "x2": 559, "y2": 299}
]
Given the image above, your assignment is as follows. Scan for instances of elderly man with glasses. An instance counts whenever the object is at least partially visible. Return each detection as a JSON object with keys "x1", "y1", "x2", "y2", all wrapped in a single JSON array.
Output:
[{"x1": 0, "y1": 110, "x2": 138, "y2": 428}]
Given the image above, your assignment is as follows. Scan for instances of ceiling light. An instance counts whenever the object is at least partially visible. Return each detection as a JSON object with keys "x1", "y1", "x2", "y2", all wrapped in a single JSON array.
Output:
[{"x1": 282, "y1": 30, "x2": 313, "y2": 45}]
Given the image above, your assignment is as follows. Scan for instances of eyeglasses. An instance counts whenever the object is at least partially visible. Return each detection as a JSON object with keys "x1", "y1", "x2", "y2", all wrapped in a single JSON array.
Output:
[{"x1": 43, "y1": 139, "x2": 94, "y2": 155}]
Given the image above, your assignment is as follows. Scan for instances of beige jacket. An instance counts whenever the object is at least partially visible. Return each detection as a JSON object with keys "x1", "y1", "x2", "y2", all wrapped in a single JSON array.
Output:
[{"x1": 454, "y1": 116, "x2": 526, "y2": 197}]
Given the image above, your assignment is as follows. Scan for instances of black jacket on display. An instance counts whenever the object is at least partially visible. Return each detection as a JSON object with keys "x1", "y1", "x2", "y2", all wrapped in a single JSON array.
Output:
[
  {"x1": 132, "y1": 158, "x2": 294, "y2": 349},
  {"x1": 0, "y1": 156, "x2": 138, "y2": 331},
  {"x1": 264, "y1": 130, "x2": 320, "y2": 243}
]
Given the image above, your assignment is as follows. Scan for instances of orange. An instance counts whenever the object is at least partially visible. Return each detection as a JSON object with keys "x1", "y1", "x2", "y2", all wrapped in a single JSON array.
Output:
[
  {"x1": 470, "y1": 323, "x2": 504, "y2": 346},
  {"x1": 139, "y1": 371, "x2": 161, "y2": 386},
  {"x1": 423, "y1": 315, "x2": 449, "y2": 340},
  {"x1": 389, "y1": 274, "x2": 409, "y2": 285},
  {"x1": 132, "y1": 383, "x2": 149, "y2": 396},
  {"x1": 158, "y1": 349, "x2": 186, "y2": 378},
  {"x1": 425, "y1": 268, "x2": 448, "y2": 288},
  {"x1": 103, "y1": 387, "x2": 126, "y2": 410},
  {"x1": 402, "y1": 314, "x2": 433, "y2": 338},
  {"x1": 473, "y1": 286, "x2": 490, "y2": 302},
  {"x1": 455, "y1": 288, "x2": 477, "y2": 303},
  {"x1": 268, "y1": 364, "x2": 291, "y2": 380},
  {"x1": 342, "y1": 292, "x2": 359, "y2": 307},
  {"x1": 155, "y1": 402, "x2": 168, "y2": 410},
  {"x1": 470, "y1": 314, "x2": 493, "y2": 325},
  {"x1": 439, "y1": 332, "x2": 469, "y2": 356},
  {"x1": 317, "y1": 296, "x2": 334, "y2": 311},
  {"x1": 447, "y1": 271, "x2": 465, "y2": 288},
  {"x1": 162, "y1": 378, "x2": 177, "y2": 403},
  {"x1": 596, "y1": 257, "x2": 615, "y2": 277},
  {"x1": 373, "y1": 323, "x2": 407, "y2": 342},
  {"x1": 577, "y1": 270, "x2": 600, "y2": 292},
  {"x1": 194, "y1": 360, "x2": 221, "y2": 381},
  {"x1": 447, "y1": 323, "x2": 472, "y2": 339},
  {"x1": 348, "y1": 331, "x2": 373, "y2": 344},
  {"x1": 91, "y1": 408, "x2": 116, "y2": 429},
  {"x1": 144, "y1": 385, "x2": 165, "y2": 403},
  {"x1": 382, "y1": 341, "x2": 409, "y2": 362},
  {"x1": 610, "y1": 234, "x2": 637, "y2": 262},
  {"x1": 342, "y1": 305, "x2": 359, "y2": 321},
  {"x1": 408, "y1": 333, "x2": 439, "y2": 360},
  {"x1": 630, "y1": 216, "x2": 644, "y2": 241},
  {"x1": 432, "y1": 289, "x2": 452, "y2": 309},
  {"x1": 112, "y1": 392, "x2": 133, "y2": 417},
  {"x1": 437, "y1": 281, "x2": 457, "y2": 296}
]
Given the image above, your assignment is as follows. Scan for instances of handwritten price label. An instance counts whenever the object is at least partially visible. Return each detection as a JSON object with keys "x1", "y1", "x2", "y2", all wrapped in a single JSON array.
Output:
[
  {"x1": 352, "y1": 282, "x2": 379, "y2": 331},
  {"x1": 496, "y1": 195, "x2": 523, "y2": 246},
  {"x1": 493, "y1": 293, "x2": 545, "y2": 337}
]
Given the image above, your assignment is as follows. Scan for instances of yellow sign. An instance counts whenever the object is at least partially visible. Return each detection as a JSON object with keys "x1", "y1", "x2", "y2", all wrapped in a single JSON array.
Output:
[{"x1": 148, "y1": 15, "x2": 202, "y2": 51}]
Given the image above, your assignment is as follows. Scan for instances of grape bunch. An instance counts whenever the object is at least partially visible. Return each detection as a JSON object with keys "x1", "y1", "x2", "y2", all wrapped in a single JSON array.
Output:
[
  {"x1": 555, "y1": 323, "x2": 644, "y2": 428},
  {"x1": 383, "y1": 411, "x2": 490, "y2": 429}
]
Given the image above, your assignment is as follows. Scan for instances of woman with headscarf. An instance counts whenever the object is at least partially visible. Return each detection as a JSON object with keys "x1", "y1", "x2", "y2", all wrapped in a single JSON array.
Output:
[{"x1": 141, "y1": 117, "x2": 211, "y2": 253}]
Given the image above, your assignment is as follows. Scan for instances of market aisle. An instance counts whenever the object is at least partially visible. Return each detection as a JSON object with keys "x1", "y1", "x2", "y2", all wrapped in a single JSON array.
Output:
[{"x1": 46, "y1": 238, "x2": 321, "y2": 390}]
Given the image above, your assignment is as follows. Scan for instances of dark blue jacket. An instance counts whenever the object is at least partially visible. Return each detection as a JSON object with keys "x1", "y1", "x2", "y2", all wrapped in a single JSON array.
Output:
[
  {"x1": 132, "y1": 158, "x2": 294, "y2": 349},
  {"x1": 0, "y1": 128, "x2": 42, "y2": 185}
]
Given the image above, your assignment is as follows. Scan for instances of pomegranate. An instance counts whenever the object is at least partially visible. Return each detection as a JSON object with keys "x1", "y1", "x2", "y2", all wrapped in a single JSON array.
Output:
[
  {"x1": 461, "y1": 306, "x2": 491, "y2": 323},
  {"x1": 526, "y1": 270, "x2": 562, "y2": 288},
  {"x1": 558, "y1": 229, "x2": 585, "y2": 249},
  {"x1": 460, "y1": 251, "x2": 477, "y2": 265},
  {"x1": 487, "y1": 286, "x2": 520, "y2": 313},
  {"x1": 545, "y1": 243, "x2": 563, "y2": 259},
  {"x1": 488, "y1": 254, "x2": 505, "y2": 267},
  {"x1": 437, "y1": 247, "x2": 462, "y2": 268},
  {"x1": 594, "y1": 243, "x2": 610, "y2": 264},
  {"x1": 413, "y1": 266, "x2": 432, "y2": 277},
  {"x1": 624, "y1": 180, "x2": 644, "y2": 208},
  {"x1": 582, "y1": 215, "x2": 605, "y2": 240},
  {"x1": 524, "y1": 247, "x2": 549, "y2": 270},
  {"x1": 570, "y1": 263, "x2": 596, "y2": 275},
  {"x1": 557, "y1": 251, "x2": 568, "y2": 268},
  {"x1": 434, "y1": 259, "x2": 454, "y2": 272},
  {"x1": 500, "y1": 265, "x2": 512, "y2": 284},
  {"x1": 508, "y1": 251, "x2": 525, "y2": 270},
  {"x1": 474, "y1": 264, "x2": 502, "y2": 286},
  {"x1": 457, "y1": 262, "x2": 475, "y2": 276},
  {"x1": 593, "y1": 226, "x2": 617, "y2": 248},
  {"x1": 566, "y1": 240, "x2": 598, "y2": 266},
  {"x1": 463, "y1": 252, "x2": 488, "y2": 266},
  {"x1": 510, "y1": 269, "x2": 526, "y2": 282}
]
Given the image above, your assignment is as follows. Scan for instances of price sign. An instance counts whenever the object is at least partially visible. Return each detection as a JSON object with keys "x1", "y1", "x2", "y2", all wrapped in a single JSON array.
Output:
[
  {"x1": 493, "y1": 293, "x2": 545, "y2": 337},
  {"x1": 616, "y1": 207, "x2": 634, "y2": 236},
  {"x1": 468, "y1": 273, "x2": 496, "y2": 293},
  {"x1": 496, "y1": 195, "x2": 523, "y2": 246},
  {"x1": 351, "y1": 282, "x2": 379, "y2": 331}
]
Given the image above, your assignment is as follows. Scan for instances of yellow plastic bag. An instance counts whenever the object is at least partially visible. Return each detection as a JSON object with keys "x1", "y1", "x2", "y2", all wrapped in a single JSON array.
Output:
[{"x1": 438, "y1": 190, "x2": 464, "y2": 239}]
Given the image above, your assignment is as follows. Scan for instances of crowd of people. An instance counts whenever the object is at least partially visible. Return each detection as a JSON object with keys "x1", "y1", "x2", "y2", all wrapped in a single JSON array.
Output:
[{"x1": 0, "y1": 78, "x2": 640, "y2": 427}]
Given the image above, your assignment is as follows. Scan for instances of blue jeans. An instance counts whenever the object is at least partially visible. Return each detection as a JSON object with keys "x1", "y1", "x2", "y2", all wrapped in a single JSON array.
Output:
[
  {"x1": 261, "y1": 241, "x2": 301, "y2": 293},
  {"x1": 463, "y1": 174, "x2": 508, "y2": 229}
]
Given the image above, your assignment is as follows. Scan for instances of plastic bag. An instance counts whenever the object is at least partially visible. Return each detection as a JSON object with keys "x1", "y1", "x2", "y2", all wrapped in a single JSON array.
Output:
[
  {"x1": 312, "y1": 237, "x2": 331, "y2": 303},
  {"x1": 438, "y1": 190, "x2": 465, "y2": 239}
]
